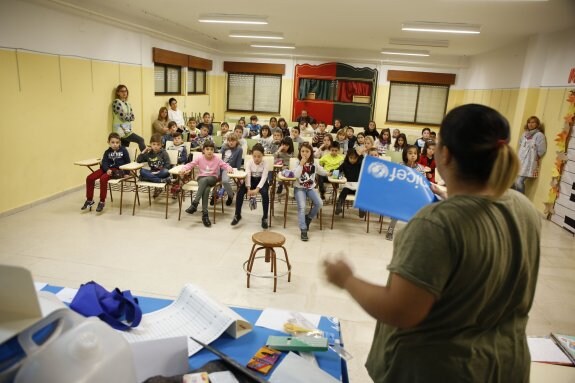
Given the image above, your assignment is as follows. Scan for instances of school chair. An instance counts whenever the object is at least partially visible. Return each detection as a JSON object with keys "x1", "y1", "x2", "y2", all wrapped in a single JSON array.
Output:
[
  {"x1": 340, "y1": 194, "x2": 372, "y2": 233},
  {"x1": 246, "y1": 139, "x2": 258, "y2": 153},
  {"x1": 132, "y1": 177, "x2": 172, "y2": 218},
  {"x1": 388, "y1": 151, "x2": 403, "y2": 164},
  {"x1": 302, "y1": 136, "x2": 313, "y2": 145},
  {"x1": 213, "y1": 135, "x2": 223, "y2": 149},
  {"x1": 212, "y1": 121, "x2": 221, "y2": 136},
  {"x1": 106, "y1": 142, "x2": 140, "y2": 207}
]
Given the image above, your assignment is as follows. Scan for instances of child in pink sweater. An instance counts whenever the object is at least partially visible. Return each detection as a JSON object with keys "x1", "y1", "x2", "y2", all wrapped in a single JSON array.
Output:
[{"x1": 179, "y1": 142, "x2": 233, "y2": 227}]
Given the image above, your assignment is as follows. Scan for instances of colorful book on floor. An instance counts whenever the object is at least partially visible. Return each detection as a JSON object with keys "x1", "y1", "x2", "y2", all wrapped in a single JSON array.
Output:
[{"x1": 354, "y1": 156, "x2": 436, "y2": 222}]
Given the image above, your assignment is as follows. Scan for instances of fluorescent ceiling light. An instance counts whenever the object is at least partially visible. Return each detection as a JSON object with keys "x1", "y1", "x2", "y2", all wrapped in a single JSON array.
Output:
[
  {"x1": 229, "y1": 31, "x2": 283, "y2": 39},
  {"x1": 402, "y1": 21, "x2": 480, "y2": 34},
  {"x1": 250, "y1": 42, "x2": 295, "y2": 49},
  {"x1": 198, "y1": 14, "x2": 268, "y2": 25},
  {"x1": 389, "y1": 38, "x2": 449, "y2": 48},
  {"x1": 381, "y1": 48, "x2": 430, "y2": 57}
]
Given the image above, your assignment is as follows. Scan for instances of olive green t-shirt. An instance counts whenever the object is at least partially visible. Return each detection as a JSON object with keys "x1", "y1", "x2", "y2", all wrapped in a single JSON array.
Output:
[{"x1": 365, "y1": 190, "x2": 541, "y2": 383}]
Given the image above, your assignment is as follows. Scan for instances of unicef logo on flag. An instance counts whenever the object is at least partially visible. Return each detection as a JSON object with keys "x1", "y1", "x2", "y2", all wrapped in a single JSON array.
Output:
[
  {"x1": 367, "y1": 159, "x2": 427, "y2": 189},
  {"x1": 368, "y1": 162, "x2": 390, "y2": 179}
]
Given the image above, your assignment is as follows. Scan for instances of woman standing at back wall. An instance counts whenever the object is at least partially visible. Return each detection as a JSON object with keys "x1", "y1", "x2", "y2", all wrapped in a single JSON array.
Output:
[
  {"x1": 515, "y1": 115, "x2": 547, "y2": 194},
  {"x1": 112, "y1": 84, "x2": 145, "y2": 151}
]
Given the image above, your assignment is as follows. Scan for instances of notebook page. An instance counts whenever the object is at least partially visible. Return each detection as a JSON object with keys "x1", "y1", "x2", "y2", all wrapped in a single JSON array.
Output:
[{"x1": 122, "y1": 284, "x2": 251, "y2": 356}]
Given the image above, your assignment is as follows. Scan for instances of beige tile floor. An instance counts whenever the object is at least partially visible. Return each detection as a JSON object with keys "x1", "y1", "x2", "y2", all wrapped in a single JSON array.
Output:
[{"x1": 1, "y1": 189, "x2": 574, "y2": 382}]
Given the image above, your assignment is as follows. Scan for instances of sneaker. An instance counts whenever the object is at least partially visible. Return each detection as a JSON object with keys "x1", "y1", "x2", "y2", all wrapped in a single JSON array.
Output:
[
  {"x1": 320, "y1": 192, "x2": 326, "y2": 200},
  {"x1": 153, "y1": 188, "x2": 162, "y2": 199},
  {"x1": 335, "y1": 202, "x2": 343, "y2": 215},
  {"x1": 305, "y1": 215, "x2": 312, "y2": 230},
  {"x1": 96, "y1": 201, "x2": 105, "y2": 212},
  {"x1": 202, "y1": 212, "x2": 212, "y2": 227},
  {"x1": 231, "y1": 215, "x2": 242, "y2": 226},
  {"x1": 186, "y1": 202, "x2": 198, "y2": 214},
  {"x1": 210, "y1": 194, "x2": 215, "y2": 206},
  {"x1": 359, "y1": 209, "x2": 366, "y2": 219},
  {"x1": 261, "y1": 218, "x2": 268, "y2": 229},
  {"x1": 300, "y1": 230, "x2": 309, "y2": 242},
  {"x1": 226, "y1": 196, "x2": 234, "y2": 206},
  {"x1": 162, "y1": 177, "x2": 172, "y2": 185},
  {"x1": 81, "y1": 200, "x2": 95, "y2": 210}
]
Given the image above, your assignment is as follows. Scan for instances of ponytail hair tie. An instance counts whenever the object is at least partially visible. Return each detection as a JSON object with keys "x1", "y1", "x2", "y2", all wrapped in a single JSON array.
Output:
[{"x1": 496, "y1": 139, "x2": 507, "y2": 148}]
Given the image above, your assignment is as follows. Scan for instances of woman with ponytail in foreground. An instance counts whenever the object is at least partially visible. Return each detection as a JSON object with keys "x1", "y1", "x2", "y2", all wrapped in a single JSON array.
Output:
[{"x1": 324, "y1": 104, "x2": 540, "y2": 383}]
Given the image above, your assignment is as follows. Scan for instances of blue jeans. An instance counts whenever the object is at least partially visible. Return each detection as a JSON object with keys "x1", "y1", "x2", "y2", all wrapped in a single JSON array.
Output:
[
  {"x1": 514, "y1": 176, "x2": 527, "y2": 194},
  {"x1": 140, "y1": 168, "x2": 169, "y2": 183},
  {"x1": 294, "y1": 187, "x2": 323, "y2": 231},
  {"x1": 221, "y1": 171, "x2": 234, "y2": 199}
]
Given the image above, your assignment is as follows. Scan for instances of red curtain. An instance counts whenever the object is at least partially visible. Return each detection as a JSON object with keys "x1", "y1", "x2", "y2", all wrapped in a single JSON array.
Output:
[{"x1": 337, "y1": 81, "x2": 371, "y2": 102}]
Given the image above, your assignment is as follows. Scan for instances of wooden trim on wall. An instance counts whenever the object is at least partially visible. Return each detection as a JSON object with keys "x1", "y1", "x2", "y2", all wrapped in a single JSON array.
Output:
[
  {"x1": 223, "y1": 61, "x2": 285, "y2": 75},
  {"x1": 153, "y1": 47, "x2": 188, "y2": 67},
  {"x1": 387, "y1": 70, "x2": 456, "y2": 85},
  {"x1": 188, "y1": 55, "x2": 212, "y2": 71}
]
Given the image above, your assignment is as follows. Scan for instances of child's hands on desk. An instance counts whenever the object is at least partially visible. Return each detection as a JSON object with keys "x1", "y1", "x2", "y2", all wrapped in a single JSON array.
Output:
[{"x1": 179, "y1": 169, "x2": 191, "y2": 176}]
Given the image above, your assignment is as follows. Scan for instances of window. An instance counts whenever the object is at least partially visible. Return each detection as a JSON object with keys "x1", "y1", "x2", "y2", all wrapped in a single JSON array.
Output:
[
  {"x1": 227, "y1": 73, "x2": 281, "y2": 113},
  {"x1": 188, "y1": 69, "x2": 206, "y2": 94},
  {"x1": 154, "y1": 64, "x2": 181, "y2": 95},
  {"x1": 386, "y1": 82, "x2": 449, "y2": 125}
]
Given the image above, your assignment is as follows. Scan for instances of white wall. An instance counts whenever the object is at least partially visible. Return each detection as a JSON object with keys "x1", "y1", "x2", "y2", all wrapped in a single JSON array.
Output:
[
  {"x1": 457, "y1": 39, "x2": 529, "y2": 90},
  {"x1": 539, "y1": 27, "x2": 575, "y2": 87}
]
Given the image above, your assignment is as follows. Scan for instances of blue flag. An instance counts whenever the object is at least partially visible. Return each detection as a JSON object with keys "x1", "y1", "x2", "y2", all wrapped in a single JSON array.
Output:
[{"x1": 354, "y1": 156, "x2": 436, "y2": 222}]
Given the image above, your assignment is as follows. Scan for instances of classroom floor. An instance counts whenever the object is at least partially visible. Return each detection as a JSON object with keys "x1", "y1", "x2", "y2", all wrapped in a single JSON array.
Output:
[{"x1": 1, "y1": 188, "x2": 574, "y2": 382}]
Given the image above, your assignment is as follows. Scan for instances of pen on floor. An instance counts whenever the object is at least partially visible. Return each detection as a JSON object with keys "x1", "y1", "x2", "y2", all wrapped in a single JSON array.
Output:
[{"x1": 189, "y1": 337, "x2": 269, "y2": 383}]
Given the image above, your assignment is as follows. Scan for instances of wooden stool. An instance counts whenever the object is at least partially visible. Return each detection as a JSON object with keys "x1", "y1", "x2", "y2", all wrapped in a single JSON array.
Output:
[{"x1": 243, "y1": 231, "x2": 291, "y2": 293}]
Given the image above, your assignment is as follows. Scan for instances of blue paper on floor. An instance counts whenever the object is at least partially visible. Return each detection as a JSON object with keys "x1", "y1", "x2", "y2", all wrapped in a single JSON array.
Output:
[{"x1": 354, "y1": 156, "x2": 435, "y2": 222}]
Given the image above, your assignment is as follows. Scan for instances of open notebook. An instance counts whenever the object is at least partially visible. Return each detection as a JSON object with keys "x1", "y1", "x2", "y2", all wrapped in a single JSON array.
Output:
[
  {"x1": 528, "y1": 334, "x2": 575, "y2": 366},
  {"x1": 122, "y1": 284, "x2": 252, "y2": 356}
]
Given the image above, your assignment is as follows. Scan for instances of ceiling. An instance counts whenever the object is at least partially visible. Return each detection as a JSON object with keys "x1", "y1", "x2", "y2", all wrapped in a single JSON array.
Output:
[{"x1": 29, "y1": 0, "x2": 575, "y2": 64}]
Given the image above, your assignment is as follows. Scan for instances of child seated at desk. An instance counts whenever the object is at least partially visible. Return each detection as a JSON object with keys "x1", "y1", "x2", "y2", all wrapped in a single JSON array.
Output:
[
  {"x1": 180, "y1": 141, "x2": 234, "y2": 227},
  {"x1": 258, "y1": 125, "x2": 273, "y2": 153},
  {"x1": 294, "y1": 142, "x2": 328, "y2": 242},
  {"x1": 335, "y1": 149, "x2": 365, "y2": 217},
  {"x1": 274, "y1": 137, "x2": 294, "y2": 194},
  {"x1": 218, "y1": 122, "x2": 231, "y2": 139},
  {"x1": 137, "y1": 134, "x2": 172, "y2": 195},
  {"x1": 291, "y1": 126, "x2": 304, "y2": 145},
  {"x1": 166, "y1": 132, "x2": 187, "y2": 165},
  {"x1": 190, "y1": 125, "x2": 213, "y2": 150},
  {"x1": 386, "y1": 145, "x2": 426, "y2": 241},
  {"x1": 267, "y1": 129, "x2": 283, "y2": 154},
  {"x1": 82, "y1": 132, "x2": 131, "y2": 213},
  {"x1": 162, "y1": 121, "x2": 178, "y2": 146},
  {"x1": 234, "y1": 125, "x2": 247, "y2": 150},
  {"x1": 335, "y1": 128, "x2": 349, "y2": 155},
  {"x1": 314, "y1": 134, "x2": 334, "y2": 159},
  {"x1": 318, "y1": 142, "x2": 345, "y2": 200},
  {"x1": 247, "y1": 115, "x2": 261, "y2": 138},
  {"x1": 346, "y1": 126, "x2": 357, "y2": 149},
  {"x1": 231, "y1": 144, "x2": 270, "y2": 229},
  {"x1": 217, "y1": 133, "x2": 243, "y2": 207}
]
